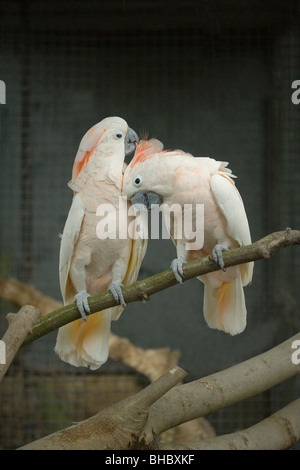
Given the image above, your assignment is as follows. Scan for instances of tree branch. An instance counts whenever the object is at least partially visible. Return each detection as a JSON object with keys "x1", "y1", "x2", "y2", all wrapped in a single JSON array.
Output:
[
  {"x1": 2, "y1": 229, "x2": 300, "y2": 449},
  {"x1": 18, "y1": 330, "x2": 300, "y2": 450},
  {"x1": 160, "y1": 398, "x2": 300, "y2": 450},
  {"x1": 0, "y1": 305, "x2": 40, "y2": 381},
  {"x1": 18, "y1": 366, "x2": 187, "y2": 450},
  {"x1": 0, "y1": 277, "x2": 61, "y2": 315},
  {"x1": 142, "y1": 331, "x2": 300, "y2": 441},
  {"x1": 20, "y1": 229, "x2": 300, "y2": 347},
  {"x1": 0, "y1": 277, "x2": 180, "y2": 382}
]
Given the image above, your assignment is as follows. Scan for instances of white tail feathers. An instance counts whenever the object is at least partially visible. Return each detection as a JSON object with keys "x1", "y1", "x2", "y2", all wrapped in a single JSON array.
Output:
[
  {"x1": 55, "y1": 309, "x2": 113, "y2": 370},
  {"x1": 202, "y1": 270, "x2": 247, "y2": 336}
]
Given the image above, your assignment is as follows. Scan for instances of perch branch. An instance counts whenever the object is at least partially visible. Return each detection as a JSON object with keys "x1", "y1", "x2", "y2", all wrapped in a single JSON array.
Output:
[
  {"x1": 143, "y1": 331, "x2": 300, "y2": 441},
  {"x1": 0, "y1": 305, "x2": 40, "y2": 381},
  {"x1": 0, "y1": 278, "x2": 180, "y2": 382},
  {"x1": 19, "y1": 229, "x2": 300, "y2": 347},
  {"x1": 160, "y1": 397, "x2": 300, "y2": 450}
]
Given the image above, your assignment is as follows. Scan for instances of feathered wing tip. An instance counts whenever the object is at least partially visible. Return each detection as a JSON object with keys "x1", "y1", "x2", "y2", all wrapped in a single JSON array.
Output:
[
  {"x1": 202, "y1": 270, "x2": 247, "y2": 336},
  {"x1": 218, "y1": 161, "x2": 237, "y2": 179},
  {"x1": 54, "y1": 308, "x2": 115, "y2": 370}
]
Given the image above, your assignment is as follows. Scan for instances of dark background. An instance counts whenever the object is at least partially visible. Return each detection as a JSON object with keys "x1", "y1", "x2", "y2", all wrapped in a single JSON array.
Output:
[{"x1": 0, "y1": 0, "x2": 299, "y2": 449}]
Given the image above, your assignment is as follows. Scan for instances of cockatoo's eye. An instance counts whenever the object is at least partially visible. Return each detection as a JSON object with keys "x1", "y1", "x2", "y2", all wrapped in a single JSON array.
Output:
[
  {"x1": 115, "y1": 131, "x2": 123, "y2": 139},
  {"x1": 133, "y1": 176, "x2": 143, "y2": 187}
]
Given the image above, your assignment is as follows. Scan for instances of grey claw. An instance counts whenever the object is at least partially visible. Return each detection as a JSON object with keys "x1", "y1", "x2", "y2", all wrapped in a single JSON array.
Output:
[
  {"x1": 109, "y1": 281, "x2": 126, "y2": 308},
  {"x1": 212, "y1": 244, "x2": 228, "y2": 271},
  {"x1": 170, "y1": 256, "x2": 187, "y2": 285},
  {"x1": 74, "y1": 290, "x2": 91, "y2": 321}
]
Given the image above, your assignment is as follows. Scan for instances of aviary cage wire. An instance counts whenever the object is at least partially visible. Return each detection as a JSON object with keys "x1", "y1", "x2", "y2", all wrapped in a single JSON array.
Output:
[{"x1": 0, "y1": 0, "x2": 299, "y2": 449}]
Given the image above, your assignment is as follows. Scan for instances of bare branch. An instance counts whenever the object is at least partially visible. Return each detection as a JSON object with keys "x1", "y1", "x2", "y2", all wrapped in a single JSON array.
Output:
[
  {"x1": 0, "y1": 305, "x2": 40, "y2": 381},
  {"x1": 18, "y1": 366, "x2": 187, "y2": 450},
  {"x1": 109, "y1": 333, "x2": 180, "y2": 382},
  {"x1": 19, "y1": 229, "x2": 300, "y2": 347},
  {"x1": 17, "y1": 331, "x2": 300, "y2": 450},
  {"x1": 143, "y1": 331, "x2": 300, "y2": 441},
  {"x1": 0, "y1": 277, "x2": 61, "y2": 315},
  {"x1": 160, "y1": 398, "x2": 300, "y2": 450}
]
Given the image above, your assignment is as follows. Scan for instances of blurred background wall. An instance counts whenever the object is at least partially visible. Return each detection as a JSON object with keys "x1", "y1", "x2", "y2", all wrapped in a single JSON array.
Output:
[{"x1": 0, "y1": 0, "x2": 299, "y2": 449}]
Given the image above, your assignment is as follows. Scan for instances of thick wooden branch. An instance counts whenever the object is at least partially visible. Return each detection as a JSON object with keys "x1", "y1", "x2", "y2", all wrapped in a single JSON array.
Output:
[
  {"x1": 18, "y1": 331, "x2": 300, "y2": 450},
  {"x1": 160, "y1": 398, "x2": 300, "y2": 450},
  {"x1": 0, "y1": 305, "x2": 40, "y2": 381},
  {"x1": 18, "y1": 366, "x2": 187, "y2": 450},
  {"x1": 143, "y1": 331, "x2": 300, "y2": 441},
  {"x1": 20, "y1": 229, "x2": 300, "y2": 347}
]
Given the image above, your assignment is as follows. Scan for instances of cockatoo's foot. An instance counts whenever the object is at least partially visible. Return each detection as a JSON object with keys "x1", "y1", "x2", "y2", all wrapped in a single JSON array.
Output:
[
  {"x1": 74, "y1": 290, "x2": 91, "y2": 321},
  {"x1": 109, "y1": 281, "x2": 126, "y2": 308},
  {"x1": 171, "y1": 256, "x2": 187, "y2": 285},
  {"x1": 212, "y1": 244, "x2": 228, "y2": 272}
]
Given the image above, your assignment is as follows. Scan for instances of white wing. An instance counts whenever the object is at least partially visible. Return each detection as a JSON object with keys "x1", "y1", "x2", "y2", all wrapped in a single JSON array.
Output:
[
  {"x1": 59, "y1": 192, "x2": 85, "y2": 303},
  {"x1": 210, "y1": 173, "x2": 253, "y2": 285}
]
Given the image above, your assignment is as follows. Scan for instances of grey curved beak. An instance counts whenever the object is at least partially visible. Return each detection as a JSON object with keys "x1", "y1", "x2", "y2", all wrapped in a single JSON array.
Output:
[
  {"x1": 125, "y1": 127, "x2": 139, "y2": 157},
  {"x1": 131, "y1": 191, "x2": 162, "y2": 212}
]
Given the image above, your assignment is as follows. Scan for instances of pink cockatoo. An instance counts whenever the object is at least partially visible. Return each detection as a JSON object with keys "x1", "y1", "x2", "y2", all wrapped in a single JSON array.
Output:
[
  {"x1": 122, "y1": 139, "x2": 254, "y2": 336},
  {"x1": 55, "y1": 117, "x2": 147, "y2": 369}
]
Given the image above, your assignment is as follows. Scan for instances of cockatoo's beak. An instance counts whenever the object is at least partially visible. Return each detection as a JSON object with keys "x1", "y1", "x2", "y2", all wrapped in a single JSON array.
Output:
[
  {"x1": 125, "y1": 127, "x2": 139, "y2": 157},
  {"x1": 131, "y1": 190, "x2": 162, "y2": 212}
]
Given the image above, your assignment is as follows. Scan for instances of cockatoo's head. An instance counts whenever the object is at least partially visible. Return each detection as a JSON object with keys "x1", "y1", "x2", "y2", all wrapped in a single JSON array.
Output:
[
  {"x1": 71, "y1": 116, "x2": 139, "y2": 183},
  {"x1": 122, "y1": 138, "x2": 176, "y2": 211}
]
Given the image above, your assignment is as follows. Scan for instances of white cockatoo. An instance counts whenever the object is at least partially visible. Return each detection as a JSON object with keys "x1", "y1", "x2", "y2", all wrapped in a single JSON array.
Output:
[
  {"x1": 55, "y1": 117, "x2": 147, "y2": 369},
  {"x1": 122, "y1": 139, "x2": 253, "y2": 335}
]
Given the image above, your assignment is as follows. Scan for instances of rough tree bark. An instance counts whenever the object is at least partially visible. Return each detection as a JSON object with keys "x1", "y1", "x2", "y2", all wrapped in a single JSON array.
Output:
[
  {"x1": 0, "y1": 305, "x2": 40, "y2": 381},
  {"x1": 19, "y1": 366, "x2": 188, "y2": 450}
]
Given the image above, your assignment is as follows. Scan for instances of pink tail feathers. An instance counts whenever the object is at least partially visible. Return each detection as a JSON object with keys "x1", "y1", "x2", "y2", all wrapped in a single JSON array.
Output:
[
  {"x1": 55, "y1": 308, "x2": 116, "y2": 370},
  {"x1": 202, "y1": 270, "x2": 247, "y2": 336}
]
